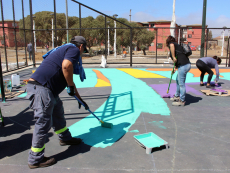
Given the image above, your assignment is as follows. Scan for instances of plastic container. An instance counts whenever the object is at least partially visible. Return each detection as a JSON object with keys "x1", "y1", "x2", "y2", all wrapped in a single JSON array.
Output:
[
  {"x1": 11, "y1": 74, "x2": 20, "y2": 87},
  {"x1": 3, "y1": 78, "x2": 12, "y2": 92},
  {"x1": 134, "y1": 132, "x2": 169, "y2": 154}
]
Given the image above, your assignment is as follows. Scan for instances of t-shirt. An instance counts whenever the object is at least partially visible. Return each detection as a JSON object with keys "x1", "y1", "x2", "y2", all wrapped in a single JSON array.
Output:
[
  {"x1": 200, "y1": 57, "x2": 219, "y2": 81},
  {"x1": 169, "y1": 42, "x2": 190, "y2": 67},
  {"x1": 31, "y1": 44, "x2": 80, "y2": 96}
]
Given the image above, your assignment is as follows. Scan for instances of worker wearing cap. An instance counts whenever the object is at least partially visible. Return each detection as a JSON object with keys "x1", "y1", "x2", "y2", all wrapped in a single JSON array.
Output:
[{"x1": 26, "y1": 36, "x2": 89, "y2": 169}]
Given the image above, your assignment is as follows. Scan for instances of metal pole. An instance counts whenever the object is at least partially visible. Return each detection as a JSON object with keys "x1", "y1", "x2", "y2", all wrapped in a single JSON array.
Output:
[
  {"x1": 205, "y1": 29, "x2": 208, "y2": 57},
  {"x1": 227, "y1": 36, "x2": 230, "y2": 67},
  {"x1": 130, "y1": 28, "x2": 133, "y2": 67},
  {"x1": 114, "y1": 20, "x2": 116, "y2": 58},
  {"x1": 33, "y1": 19, "x2": 36, "y2": 52},
  {"x1": 29, "y1": 0, "x2": 35, "y2": 67},
  {"x1": 21, "y1": 0, "x2": 27, "y2": 66},
  {"x1": 178, "y1": 28, "x2": 180, "y2": 44},
  {"x1": 221, "y1": 29, "x2": 225, "y2": 57},
  {"x1": 108, "y1": 25, "x2": 110, "y2": 56},
  {"x1": 66, "y1": 0, "x2": 69, "y2": 43},
  {"x1": 0, "y1": 0, "x2": 8, "y2": 71},
  {"x1": 156, "y1": 28, "x2": 158, "y2": 63},
  {"x1": 0, "y1": 52, "x2": 5, "y2": 102},
  {"x1": 52, "y1": 18, "x2": 54, "y2": 48},
  {"x1": 12, "y1": 0, "x2": 19, "y2": 69},
  {"x1": 79, "y1": 4, "x2": 81, "y2": 36},
  {"x1": 53, "y1": 0, "x2": 57, "y2": 47},
  {"x1": 200, "y1": 0, "x2": 207, "y2": 58},
  {"x1": 105, "y1": 17, "x2": 107, "y2": 60}
]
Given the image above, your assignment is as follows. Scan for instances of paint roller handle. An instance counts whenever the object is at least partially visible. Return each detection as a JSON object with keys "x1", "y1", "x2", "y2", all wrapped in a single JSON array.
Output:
[
  {"x1": 73, "y1": 95, "x2": 101, "y2": 122},
  {"x1": 73, "y1": 95, "x2": 89, "y2": 110}
]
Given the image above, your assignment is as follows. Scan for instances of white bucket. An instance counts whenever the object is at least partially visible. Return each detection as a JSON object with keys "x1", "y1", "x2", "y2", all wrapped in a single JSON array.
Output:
[{"x1": 11, "y1": 74, "x2": 20, "y2": 87}]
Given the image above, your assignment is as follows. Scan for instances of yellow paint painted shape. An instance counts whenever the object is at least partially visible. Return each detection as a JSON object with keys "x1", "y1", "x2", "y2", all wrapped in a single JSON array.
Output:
[
  {"x1": 95, "y1": 79, "x2": 111, "y2": 87},
  {"x1": 93, "y1": 69, "x2": 111, "y2": 87},
  {"x1": 117, "y1": 68, "x2": 166, "y2": 78}
]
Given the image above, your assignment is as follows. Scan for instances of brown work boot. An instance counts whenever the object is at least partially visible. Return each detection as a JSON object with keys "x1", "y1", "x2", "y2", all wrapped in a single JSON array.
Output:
[
  {"x1": 28, "y1": 157, "x2": 56, "y2": 169},
  {"x1": 172, "y1": 99, "x2": 185, "y2": 106},
  {"x1": 170, "y1": 96, "x2": 180, "y2": 101},
  {"x1": 59, "y1": 137, "x2": 82, "y2": 146}
]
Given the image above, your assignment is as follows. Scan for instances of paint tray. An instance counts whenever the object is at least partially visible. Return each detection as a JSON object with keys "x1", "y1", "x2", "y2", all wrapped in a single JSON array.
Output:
[{"x1": 134, "y1": 132, "x2": 168, "y2": 154}]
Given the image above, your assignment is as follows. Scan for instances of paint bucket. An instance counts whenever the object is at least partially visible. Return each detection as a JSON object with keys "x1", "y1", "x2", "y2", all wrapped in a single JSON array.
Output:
[{"x1": 11, "y1": 74, "x2": 20, "y2": 87}]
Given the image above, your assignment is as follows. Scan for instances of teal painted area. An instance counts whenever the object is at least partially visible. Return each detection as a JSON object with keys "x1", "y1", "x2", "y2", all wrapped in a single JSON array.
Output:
[
  {"x1": 129, "y1": 130, "x2": 139, "y2": 133},
  {"x1": 219, "y1": 73, "x2": 230, "y2": 81},
  {"x1": 73, "y1": 69, "x2": 97, "y2": 88},
  {"x1": 69, "y1": 68, "x2": 170, "y2": 148},
  {"x1": 17, "y1": 92, "x2": 27, "y2": 97},
  {"x1": 148, "y1": 121, "x2": 167, "y2": 129},
  {"x1": 134, "y1": 132, "x2": 165, "y2": 148}
]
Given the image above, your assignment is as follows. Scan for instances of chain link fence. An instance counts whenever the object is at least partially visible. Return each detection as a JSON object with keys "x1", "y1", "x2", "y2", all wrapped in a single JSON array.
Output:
[{"x1": 1, "y1": 0, "x2": 230, "y2": 74}]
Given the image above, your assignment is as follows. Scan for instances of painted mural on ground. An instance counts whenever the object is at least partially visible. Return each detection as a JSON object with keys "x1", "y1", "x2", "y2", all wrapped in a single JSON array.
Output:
[{"x1": 69, "y1": 68, "x2": 170, "y2": 148}]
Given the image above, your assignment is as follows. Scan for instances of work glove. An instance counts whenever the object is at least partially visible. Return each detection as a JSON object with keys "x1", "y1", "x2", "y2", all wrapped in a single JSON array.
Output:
[
  {"x1": 78, "y1": 98, "x2": 89, "y2": 110},
  {"x1": 67, "y1": 86, "x2": 75, "y2": 96}
]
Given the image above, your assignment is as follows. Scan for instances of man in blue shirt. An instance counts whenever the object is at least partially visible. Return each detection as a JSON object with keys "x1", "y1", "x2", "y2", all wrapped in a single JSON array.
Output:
[{"x1": 26, "y1": 36, "x2": 89, "y2": 169}]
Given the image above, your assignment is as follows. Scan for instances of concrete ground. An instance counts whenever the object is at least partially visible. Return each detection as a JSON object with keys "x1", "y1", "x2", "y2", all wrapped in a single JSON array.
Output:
[{"x1": 0, "y1": 66, "x2": 230, "y2": 173}]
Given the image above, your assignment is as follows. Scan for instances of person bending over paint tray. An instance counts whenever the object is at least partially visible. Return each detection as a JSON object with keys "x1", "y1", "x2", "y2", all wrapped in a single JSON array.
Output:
[
  {"x1": 196, "y1": 56, "x2": 221, "y2": 88},
  {"x1": 26, "y1": 36, "x2": 89, "y2": 169},
  {"x1": 166, "y1": 35, "x2": 191, "y2": 106}
]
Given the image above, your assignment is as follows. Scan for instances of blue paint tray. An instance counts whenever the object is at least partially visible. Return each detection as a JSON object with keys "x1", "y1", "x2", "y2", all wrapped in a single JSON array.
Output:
[{"x1": 134, "y1": 132, "x2": 169, "y2": 154}]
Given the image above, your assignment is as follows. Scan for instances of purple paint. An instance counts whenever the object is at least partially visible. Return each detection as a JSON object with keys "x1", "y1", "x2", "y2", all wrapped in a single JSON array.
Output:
[
  {"x1": 162, "y1": 94, "x2": 171, "y2": 98},
  {"x1": 210, "y1": 89, "x2": 227, "y2": 93},
  {"x1": 149, "y1": 83, "x2": 203, "y2": 97}
]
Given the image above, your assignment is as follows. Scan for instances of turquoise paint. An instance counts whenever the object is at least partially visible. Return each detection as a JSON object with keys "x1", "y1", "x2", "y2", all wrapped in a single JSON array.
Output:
[
  {"x1": 73, "y1": 69, "x2": 97, "y2": 88},
  {"x1": 69, "y1": 68, "x2": 170, "y2": 148},
  {"x1": 17, "y1": 92, "x2": 27, "y2": 97},
  {"x1": 134, "y1": 132, "x2": 165, "y2": 148},
  {"x1": 129, "y1": 130, "x2": 139, "y2": 133},
  {"x1": 148, "y1": 121, "x2": 167, "y2": 129}
]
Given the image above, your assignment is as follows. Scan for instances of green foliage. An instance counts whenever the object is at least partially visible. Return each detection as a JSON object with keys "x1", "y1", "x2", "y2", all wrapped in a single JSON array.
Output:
[{"x1": 18, "y1": 11, "x2": 155, "y2": 52}]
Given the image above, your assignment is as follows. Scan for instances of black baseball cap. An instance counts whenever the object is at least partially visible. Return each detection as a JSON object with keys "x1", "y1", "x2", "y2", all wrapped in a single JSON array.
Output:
[{"x1": 71, "y1": 36, "x2": 88, "y2": 53}]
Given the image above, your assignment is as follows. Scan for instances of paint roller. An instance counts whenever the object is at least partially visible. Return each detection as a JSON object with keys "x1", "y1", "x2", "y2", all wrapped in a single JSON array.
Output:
[
  {"x1": 162, "y1": 61, "x2": 176, "y2": 98},
  {"x1": 73, "y1": 95, "x2": 113, "y2": 129}
]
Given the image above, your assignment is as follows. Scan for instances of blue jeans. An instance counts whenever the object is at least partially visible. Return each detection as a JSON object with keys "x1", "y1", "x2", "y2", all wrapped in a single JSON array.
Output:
[{"x1": 175, "y1": 63, "x2": 191, "y2": 102}]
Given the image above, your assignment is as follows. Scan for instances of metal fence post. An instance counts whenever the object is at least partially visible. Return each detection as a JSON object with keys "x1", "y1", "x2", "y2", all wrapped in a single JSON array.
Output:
[
  {"x1": 130, "y1": 28, "x2": 132, "y2": 67},
  {"x1": 21, "y1": 0, "x2": 27, "y2": 66},
  {"x1": 12, "y1": 0, "x2": 19, "y2": 69},
  {"x1": 0, "y1": 0, "x2": 8, "y2": 71},
  {"x1": 156, "y1": 28, "x2": 158, "y2": 63},
  {"x1": 105, "y1": 17, "x2": 107, "y2": 60},
  {"x1": 205, "y1": 28, "x2": 208, "y2": 57},
  {"x1": 79, "y1": 4, "x2": 81, "y2": 36},
  {"x1": 29, "y1": 0, "x2": 35, "y2": 67},
  {"x1": 53, "y1": 0, "x2": 57, "y2": 47},
  {"x1": 200, "y1": 0, "x2": 207, "y2": 58}
]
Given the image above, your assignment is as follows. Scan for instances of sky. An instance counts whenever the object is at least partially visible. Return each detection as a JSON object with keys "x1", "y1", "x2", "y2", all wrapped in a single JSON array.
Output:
[{"x1": 2, "y1": 0, "x2": 230, "y2": 37}]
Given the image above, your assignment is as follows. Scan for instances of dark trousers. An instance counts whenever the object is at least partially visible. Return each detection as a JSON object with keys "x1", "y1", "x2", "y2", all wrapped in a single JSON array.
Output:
[{"x1": 196, "y1": 59, "x2": 213, "y2": 83}]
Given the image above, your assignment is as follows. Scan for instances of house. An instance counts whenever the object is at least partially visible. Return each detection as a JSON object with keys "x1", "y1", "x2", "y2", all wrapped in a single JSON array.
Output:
[
  {"x1": 0, "y1": 20, "x2": 21, "y2": 47},
  {"x1": 137, "y1": 21, "x2": 208, "y2": 52}
]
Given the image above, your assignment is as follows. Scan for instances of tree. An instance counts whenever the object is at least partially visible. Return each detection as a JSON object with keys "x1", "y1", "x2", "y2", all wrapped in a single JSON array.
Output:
[{"x1": 208, "y1": 30, "x2": 212, "y2": 40}]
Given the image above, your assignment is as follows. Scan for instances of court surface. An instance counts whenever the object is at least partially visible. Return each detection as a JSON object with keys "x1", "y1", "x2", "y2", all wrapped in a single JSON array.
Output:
[{"x1": 0, "y1": 67, "x2": 230, "y2": 173}]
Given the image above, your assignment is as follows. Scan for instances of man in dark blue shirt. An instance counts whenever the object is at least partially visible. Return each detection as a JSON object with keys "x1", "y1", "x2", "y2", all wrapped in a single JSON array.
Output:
[{"x1": 26, "y1": 36, "x2": 89, "y2": 169}]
